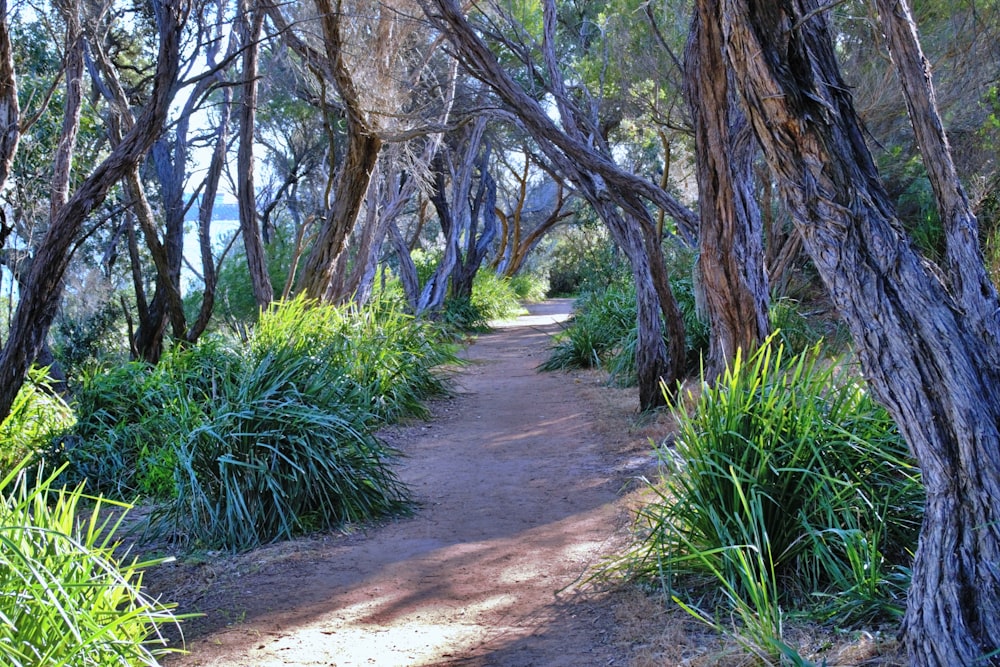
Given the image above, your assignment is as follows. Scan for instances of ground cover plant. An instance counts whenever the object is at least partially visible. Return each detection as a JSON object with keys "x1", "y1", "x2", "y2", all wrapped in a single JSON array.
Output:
[
  {"x1": 613, "y1": 339, "x2": 922, "y2": 661},
  {"x1": 0, "y1": 461, "x2": 181, "y2": 666},
  {"x1": 0, "y1": 368, "x2": 75, "y2": 473},
  {"x1": 51, "y1": 297, "x2": 456, "y2": 551},
  {"x1": 540, "y1": 275, "x2": 709, "y2": 384}
]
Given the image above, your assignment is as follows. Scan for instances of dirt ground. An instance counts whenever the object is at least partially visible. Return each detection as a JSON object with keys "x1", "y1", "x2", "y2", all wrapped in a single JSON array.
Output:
[{"x1": 145, "y1": 299, "x2": 668, "y2": 667}]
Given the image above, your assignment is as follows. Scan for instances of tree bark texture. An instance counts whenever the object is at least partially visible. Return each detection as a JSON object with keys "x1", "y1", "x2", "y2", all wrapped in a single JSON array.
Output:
[
  {"x1": 685, "y1": 0, "x2": 770, "y2": 380},
  {"x1": 0, "y1": 0, "x2": 186, "y2": 423},
  {"x1": 720, "y1": 2, "x2": 1000, "y2": 664},
  {"x1": 450, "y1": 136, "x2": 499, "y2": 301},
  {"x1": 236, "y1": 0, "x2": 274, "y2": 309},
  {"x1": 874, "y1": 0, "x2": 1000, "y2": 355},
  {"x1": 297, "y1": 0, "x2": 383, "y2": 301},
  {"x1": 0, "y1": 0, "x2": 18, "y2": 195},
  {"x1": 418, "y1": 117, "x2": 488, "y2": 313}
]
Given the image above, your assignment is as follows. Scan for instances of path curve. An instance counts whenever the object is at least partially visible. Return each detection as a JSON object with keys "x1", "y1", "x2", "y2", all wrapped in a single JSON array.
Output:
[{"x1": 160, "y1": 299, "x2": 628, "y2": 666}]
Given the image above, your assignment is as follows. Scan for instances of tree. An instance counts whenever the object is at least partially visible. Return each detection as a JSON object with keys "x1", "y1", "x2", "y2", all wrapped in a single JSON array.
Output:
[
  {"x1": 719, "y1": 0, "x2": 1000, "y2": 663},
  {"x1": 684, "y1": 0, "x2": 770, "y2": 380},
  {"x1": 236, "y1": 0, "x2": 274, "y2": 308},
  {"x1": 421, "y1": 0, "x2": 695, "y2": 408},
  {"x1": 0, "y1": 0, "x2": 17, "y2": 206},
  {"x1": 0, "y1": 0, "x2": 187, "y2": 423}
]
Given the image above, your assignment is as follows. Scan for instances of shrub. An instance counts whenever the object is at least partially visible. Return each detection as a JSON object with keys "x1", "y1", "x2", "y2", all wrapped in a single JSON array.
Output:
[
  {"x1": 59, "y1": 340, "x2": 239, "y2": 499},
  {"x1": 508, "y1": 272, "x2": 549, "y2": 302},
  {"x1": 0, "y1": 460, "x2": 181, "y2": 666},
  {"x1": 617, "y1": 340, "x2": 921, "y2": 656},
  {"x1": 541, "y1": 274, "x2": 708, "y2": 384},
  {"x1": 252, "y1": 296, "x2": 455, "y2": 422},
  {"x1": 151, "y1": 343, "x2": 410, "y2": 552},
  {"x1": 0, "y1": 368, "x2": 75, "y2": 474}
]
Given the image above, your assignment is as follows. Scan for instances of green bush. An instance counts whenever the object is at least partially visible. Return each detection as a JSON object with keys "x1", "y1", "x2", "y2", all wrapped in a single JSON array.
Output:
[
  {"x1": 0, "y1": 461, "x2": 181, "y2": 666},
  {"x1": 252, "y1": 296, "x2": 455, "y2": 423},
  {"x1": 508, "y1": 272, "x2": 549, "y2": 302},
  {"x1": 61, "y1": 297, "x2": 452, "y2": 550},
  {"x1": 151, "y1": 342, "x2": 409, "y2": 552},
  {"x1": 541, "y1": 275, "x2": 708, "y2": 384},
  {"x1": 60, "y1": 340, "x2": 239, "y2": 499},
  {"x1": 617, "y1": 340, "x2": 921, "y2": 655},
  {"x1": 545, "y1": 226, "x2": 626, "y2": 296},
  {"x1": 0, "y1": 368, "x2": 75, "y2": 474}
]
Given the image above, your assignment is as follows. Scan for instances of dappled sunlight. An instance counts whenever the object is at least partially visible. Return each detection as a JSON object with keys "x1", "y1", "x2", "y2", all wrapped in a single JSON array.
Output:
[
  {"x1": 168, "y1": 499, "x2": 617, "y2": 666},
  {"x1": 160, "y1": 298, "x2": 627, "y2": 666}
]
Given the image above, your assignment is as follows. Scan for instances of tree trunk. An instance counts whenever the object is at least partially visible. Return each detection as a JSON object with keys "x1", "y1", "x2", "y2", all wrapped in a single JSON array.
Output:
[
  {"x1": 0, "y1": 0, "x2": 185, "y2": 423},
  {"x1": 720, "y1": 2, "x2": 1000, "y2": 663},
  {"x1": 0, "y1": 0, "x2": 18, "y2": 194},
  {"x1": 874, "y1": 0, "x2": 1000, "y2": 352},
  {"x1": 236, "y1": 0, "x2": 273, "y2": 309},
  {"x1": 187, "y1": 87, "x2": 233, "y2": 342},
  {"x1": 594, "y1": 200, "x2": 674, "y2": 409},
  {"x1": 685, "y1": 0, "x2": 770, "y2": 379},
  {"x1": 451, "y1": 138, "x2": 499, "y2": 301},
  {"x1": 297, "y1": 0, "x2": 383, "y2": 301}
]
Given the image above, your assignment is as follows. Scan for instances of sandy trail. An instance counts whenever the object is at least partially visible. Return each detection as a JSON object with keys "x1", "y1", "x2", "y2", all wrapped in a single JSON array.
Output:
[{"x1": 160, "y1": 299, "x2": 629, "y2": 666}]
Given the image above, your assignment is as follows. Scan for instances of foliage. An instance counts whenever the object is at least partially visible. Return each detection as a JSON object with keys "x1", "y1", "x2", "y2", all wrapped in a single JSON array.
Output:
[
  {"x1": 0, "y1": 368, "x2": 75, "y2": 474},
  {"x1": 614, "y1": 340, "x2": 921, "y2": 656},
  {"x1": 57, "y1": 341, "x2": 239, "y2": 499},
  {"x1": 540, "y1": 267, "x2": 708, "y2": 384},
  {"x1": 151, "y1": 339, "x2": 410, "y2": 552},
  {"x1": 539, "y1": 282, "x2": 634, "y2": 372},
  {"x1": 507, "y1": 271, "x2": 549, "y2": 302},
  {"x1": 59, "y1": 297, "x2": 455, "y2": 550},
  {"x1": 0, "y1": 460, "x2": 181, "y2": 666},
  {"x1": 251, "y1": 296, "x2": 456, "y2": 422},
  {"x1": 545, "y1": 226, "x2": 627, "y2": 296}
]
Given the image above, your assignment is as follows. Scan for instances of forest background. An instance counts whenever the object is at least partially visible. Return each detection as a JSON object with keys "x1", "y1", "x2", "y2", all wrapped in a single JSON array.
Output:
[{"x1": 2, "y1": 0, "x2": 1000, "y2": 665}]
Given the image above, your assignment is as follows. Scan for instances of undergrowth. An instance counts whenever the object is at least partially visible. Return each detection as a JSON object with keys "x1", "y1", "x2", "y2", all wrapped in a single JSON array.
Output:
[
  {"x1": 607, "y1": 339, "x2": 922, "y2": 661},
  {"x1": 0, "y1": 461, "x2": 182, "y2": 666}
]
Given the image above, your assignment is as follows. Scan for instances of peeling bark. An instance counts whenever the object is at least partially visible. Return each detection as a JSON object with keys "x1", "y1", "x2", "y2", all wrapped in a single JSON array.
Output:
[
  {"x1": 721, "y1": 2, "x2": 1000, "y2": 663},
  {"x1": 686, "y1": 0, "x2": 770, "y2": 379}
]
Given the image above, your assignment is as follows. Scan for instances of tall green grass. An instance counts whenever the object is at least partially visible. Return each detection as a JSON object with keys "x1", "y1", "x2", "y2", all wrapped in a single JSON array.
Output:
[
  {"x1": 61, "y1": 297, "x2": 453, "y2": 551},
  {"x1": 152, "y1": 341, "x2": 409, "y2": 552},
  {"x1": 251, "y1": 296, "x2": 455, "y2": 422},
  {"x1": 0, "y1": 368, "x2": 75, "y2": 473},
  {"x1": 0, "y1": 460, "x2": 181, "y2": 666},
  {"x1": 540, "y1": 277, "x2": 708, "y2": 384},
  {"x1": 614, "y1": 340, "x2": 921, "y2": 657}
]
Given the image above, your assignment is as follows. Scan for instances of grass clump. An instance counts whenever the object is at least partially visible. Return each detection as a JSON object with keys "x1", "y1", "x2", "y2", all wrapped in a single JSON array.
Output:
[
  {"x1": 615, "y1": 339, "x2": 921, "y2": 660},
  {"x1": 57, "y1": 297, "x2": 454, "y2": 551},
  {"x1": 540, "y1": 277, "x2": 708, "y2": 384},
  {"x1": 153, "y1": 341, "x2": 409, "y2": 552},
  {"x1": 442, "y1": 272, "x2": 527, "y2": 332},
  {"x1": 0, "y1": 460, "x2": 181, "y2": 666},
  {"x1": 0, "y1": 368, "x2": 75, "y2": 473}
]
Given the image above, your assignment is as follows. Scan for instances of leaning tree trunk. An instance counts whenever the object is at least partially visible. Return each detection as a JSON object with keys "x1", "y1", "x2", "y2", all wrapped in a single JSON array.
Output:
[
  {"x1": 685, "y1": 0, "x2": 770, "y2": 379},
  {"x1": 297, "y1": 0, "x2": 383, "y2": 301},
  {"x1": 874, "y1": 0, "x2": 1000, "y2": 354},
  {"x1": 0, "y1": 0, "x2": 185, "y2": 423},
  {"x1": 720, "y1": 1, "x2": 1000, "y2": 664},
  {"x1": 236, "y1": 0, "x2": 273, "y2": 309}
]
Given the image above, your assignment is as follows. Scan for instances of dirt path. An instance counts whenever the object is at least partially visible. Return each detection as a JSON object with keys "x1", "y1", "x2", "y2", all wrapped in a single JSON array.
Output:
[{"x1": 156, "y1": 299, "x2": 641, "y2": 666}]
